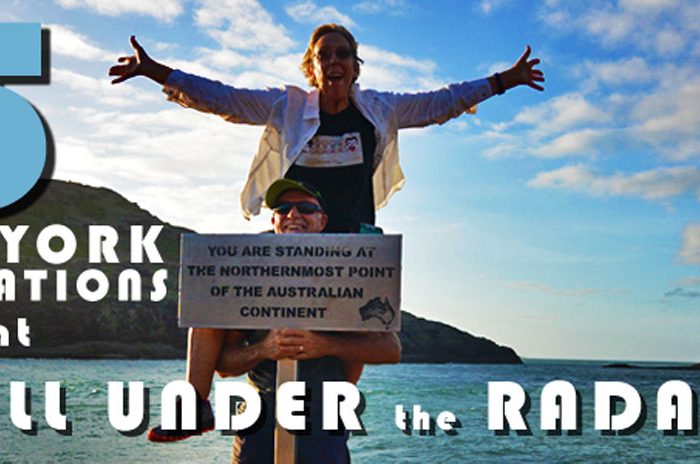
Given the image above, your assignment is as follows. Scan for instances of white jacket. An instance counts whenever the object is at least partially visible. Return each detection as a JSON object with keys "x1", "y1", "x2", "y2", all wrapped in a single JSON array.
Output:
[{"x1": 164, "y1": 70, "x2": 493, "y2": 218}]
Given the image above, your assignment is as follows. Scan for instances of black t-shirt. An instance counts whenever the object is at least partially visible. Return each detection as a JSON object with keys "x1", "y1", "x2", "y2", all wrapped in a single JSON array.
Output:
[{"x1": 285, "y1": 101, "x2": 376, "y2": 233}]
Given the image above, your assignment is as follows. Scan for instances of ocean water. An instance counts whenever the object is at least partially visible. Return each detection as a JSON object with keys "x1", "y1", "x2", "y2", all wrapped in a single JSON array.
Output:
[{"x1": 0, "y1": 359, "x2": 698, "y2": 463}]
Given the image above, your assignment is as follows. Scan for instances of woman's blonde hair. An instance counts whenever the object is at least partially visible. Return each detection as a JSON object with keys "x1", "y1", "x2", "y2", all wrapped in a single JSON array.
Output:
[{"x1": 300, "y1": 23, "x2": 363, "y2": 88}]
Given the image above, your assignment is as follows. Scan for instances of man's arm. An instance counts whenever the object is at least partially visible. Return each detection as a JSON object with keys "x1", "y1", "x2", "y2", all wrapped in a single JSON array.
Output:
[
  {"x1": 278, "y1": 330, "x2": 400, "y2": 384},
  {"x1": 215, "y1": 329, "x2": 401, "y2": 380},
  {"x1": 215, "y1": 329, "x2": 304, "y2": 378},
  {"x1": 285, "y1": 330, "x2": 401, "y2": 364}
]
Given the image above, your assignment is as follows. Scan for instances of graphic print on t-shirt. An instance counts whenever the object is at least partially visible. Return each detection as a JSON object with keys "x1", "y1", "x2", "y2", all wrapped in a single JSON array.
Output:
[{"x1": 295, "y1": 132, "x2": 364, "y2": 168}]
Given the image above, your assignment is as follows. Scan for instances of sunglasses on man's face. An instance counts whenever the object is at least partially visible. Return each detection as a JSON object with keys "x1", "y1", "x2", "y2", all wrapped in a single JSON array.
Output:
[
  {"x1": 273, "y1": 201, "x2": 324, "y2": 215},
  {"x1": 314, "y1": 47, "x2": 354, "y2": 62}
]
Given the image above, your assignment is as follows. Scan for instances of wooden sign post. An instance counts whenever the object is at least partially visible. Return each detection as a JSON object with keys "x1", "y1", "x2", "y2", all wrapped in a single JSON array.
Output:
[
  {"x1": 179, "y1": 233, "x2": 401, "y2": 464},
  {"x1": 274, "y1": 359, "x2": 297, "y2": 464}
]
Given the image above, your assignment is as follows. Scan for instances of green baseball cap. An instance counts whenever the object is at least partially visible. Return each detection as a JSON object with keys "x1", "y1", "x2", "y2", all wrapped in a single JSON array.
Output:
[{"x1": 265, "y1": 179, "x2": 325, "y2": 210}]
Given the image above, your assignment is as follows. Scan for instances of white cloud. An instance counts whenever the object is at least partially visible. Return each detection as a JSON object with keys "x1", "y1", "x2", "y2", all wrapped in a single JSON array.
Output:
[
  {"x1": 46, "y1": 23, "x2": 115, "y2": 61},
  {"x1": 286, "y1": 1, "x2": 356, "y2": 27},
  {"x1": 353, "y1": 0, "x2": 412, "y2": 15},
  {"x1": 655, "y1": 27, "x2": 687, "y2": 54},
  {"x1": 529, "y1": 165, "x2": 700, "y2": 201},
  {"x1": 514, "y1": 93, "x2": 610, "y2": 134},
  {"x1": 497, "y1": 74, "x2": 700, "y2": 162},
  {"x1": 578, "y1": 57, "x2": 655, "y2": 87},
  {"x1": 630, "y1": 75, "x2": 700, "y2": 160},
  {"x1": 353, "y1": 1, "x2": 382, "y2": 14},
  {"x1": 361, "y1": 45, "x2": 436, "y2": 74},
  {"x1": 533, "y1": 128, "x2": 607, "y2": 158},
  {"x1": 483, "y1": 94, "x2": 613, "y2": 159},
  {"x1": 527, "y1": 58, "x2": 698, "y2": 162},
  {"x1": 194, "y1": 47, "x2": 253, "y2": 71},
  {"x1": 581, "y1": 8, "x2": 636, "y2": 45},
  {"x1": 154, "y1": 42, "x2": 178, "y2": 53},
  {"x1": 539, "y1": 4, "x2": 569, "y2": 28},
  {"x1": 529, "y1": 165, "x2": 596, "y2": 192},
  {"x1": 49, "y1": 99, "x2": 268, "y2": 232},
  {"x1": 680, "y1": 2, "x2": 700, "y2": 34},
  {"x1": 56, "y1": 0, "x2": 184, "y2": 22},
  {"x1": 186, "y1": 48, "x2": 305, "y2": 88},
  {"x1": 620, "y1": 0, "x2": 680, "y2": 11},
  {"x1": 60, "y1": 105, "x2": 259, "y2": 170},
  {"x1": 678, "y1": 224, "x2": 700, "y2": 264},
  {"x1": 484, "y1": 141, "x2": 518, "y2": 159},
  {"x1": 52, "y1": 68, "x2": 160, "y2": 107},
  {"x1": 129, "y1": 183, "x2": 270, "y2": 233},
  {"x1": 243, "y1": 53, "x2": 308, "y2": 87},
  {"x1": 159, "y1": 56, "x2": 236, "y2": 85},
  {"x1": 479, "y1": 0, "x2": 513, "y2": 14},
  {"x1": 540, "y1": 0, "x2": 698, "y2": 57},
  {"x1": 195, "y1": 0, "x2": 294, "y2": 53},
  {"x1": 357, "y1": 45, "x2": 441, "y2": 91}
]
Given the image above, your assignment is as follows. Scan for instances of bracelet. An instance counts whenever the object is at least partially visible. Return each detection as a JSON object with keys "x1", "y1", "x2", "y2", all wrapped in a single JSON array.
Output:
[{"x1": 493, "y1": 72, "x2": 505, "y2": 95}]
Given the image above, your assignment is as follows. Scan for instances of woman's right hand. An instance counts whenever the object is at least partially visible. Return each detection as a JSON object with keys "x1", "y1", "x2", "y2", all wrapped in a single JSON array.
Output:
[{"x1": 109, "y1": 35, "x2": 172, "y2": 85}]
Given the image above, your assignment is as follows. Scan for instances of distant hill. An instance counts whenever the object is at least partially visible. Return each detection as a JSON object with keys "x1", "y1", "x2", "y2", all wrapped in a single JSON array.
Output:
[
  {"x1": 604, "y1": 362, "x2": 700, "y2": 371},
  {"x1": 400, "y1": 311, "x2": 520, "y2": 363},
  {"x1": 0, "y1": 180, "x2": 520, "y2": 364}
]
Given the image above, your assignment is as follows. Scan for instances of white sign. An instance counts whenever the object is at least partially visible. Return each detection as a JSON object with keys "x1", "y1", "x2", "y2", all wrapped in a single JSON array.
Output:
[{"x1": 179, "y1": 234, "x2": 401, "y2": 332}]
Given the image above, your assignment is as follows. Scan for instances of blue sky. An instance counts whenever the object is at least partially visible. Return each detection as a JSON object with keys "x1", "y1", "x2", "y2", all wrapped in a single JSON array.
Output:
[{"x1": 4, "y1": 0, "x2": 699, "y2": 362}]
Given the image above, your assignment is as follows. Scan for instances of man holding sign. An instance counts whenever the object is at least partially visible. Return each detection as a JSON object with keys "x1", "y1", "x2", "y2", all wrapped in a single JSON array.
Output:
[{"x1": 150, "y1": 179, "x2": 400, "y2": 464}]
